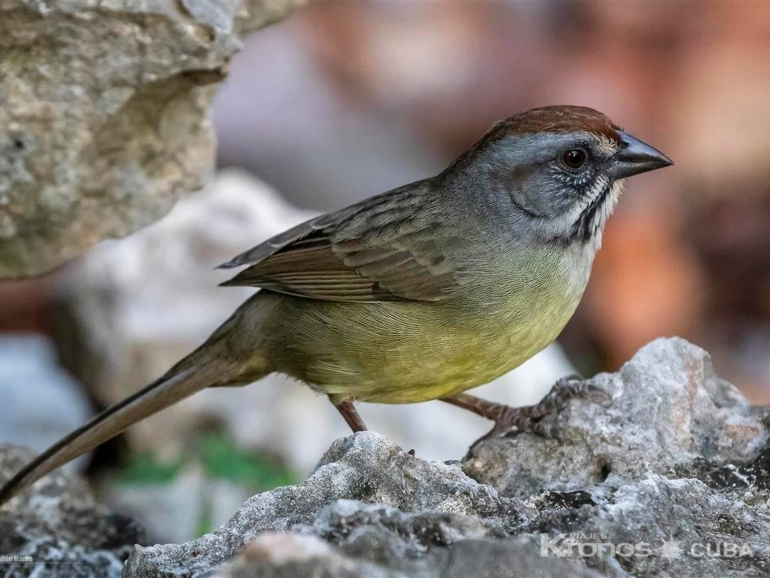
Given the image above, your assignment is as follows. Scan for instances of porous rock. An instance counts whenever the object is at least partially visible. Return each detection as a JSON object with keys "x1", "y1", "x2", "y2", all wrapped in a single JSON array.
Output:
[
  {"x1": 464, "y1": 337, "x2": 768, "y2": 498},
  {"x1": 0, "y1": 0, "x2": 302, "y2": 278},
  {"x1": 523, "y1": 474, "x2": 770, "y2": 577},
  {"x1": 212, "y1": 531, "x2": 600, "y2": 578},
  {"x1": 123, "y1": 339, "x2": 770, "y2": 578},
  {"x1": 0, "y1": 445, "x2": 145, "y2": 578},
  {"x1": 124, "y1": 433, "x2": 597, "y2": 578},
  {"x1": 123, "y1": 432, "x2": 519, "y2": 576}
]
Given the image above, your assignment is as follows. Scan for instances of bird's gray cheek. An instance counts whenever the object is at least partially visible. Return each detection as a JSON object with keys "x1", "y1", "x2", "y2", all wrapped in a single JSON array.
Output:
[
  {"x1": 489, "y1": 165, "x2": 539, "y2": 213},
  {"x1": 527, "y1": 176, "x2": 575, "y2": 216},
  {"x1": 508, "y1": 174, "x2": 550, "y2": 216}
]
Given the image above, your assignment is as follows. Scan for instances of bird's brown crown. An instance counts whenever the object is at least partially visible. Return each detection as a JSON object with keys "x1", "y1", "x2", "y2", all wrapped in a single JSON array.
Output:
[
  {"x1": 442, "y1": 105, "x2": 623, "y2": 178},
  {"x1": 492, "y1": 105, "x2": 622, "y2": 143}
]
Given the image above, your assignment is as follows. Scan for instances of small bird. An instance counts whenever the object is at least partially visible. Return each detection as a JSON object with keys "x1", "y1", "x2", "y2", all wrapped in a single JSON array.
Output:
[{"x1": 0, "y1": 106, "x2": 672, "y2": 507}]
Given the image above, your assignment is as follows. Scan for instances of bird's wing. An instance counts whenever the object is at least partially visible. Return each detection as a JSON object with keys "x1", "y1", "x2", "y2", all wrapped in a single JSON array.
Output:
[{"x1": 218, "y1": 184, "x2": 464, "y2": 302}]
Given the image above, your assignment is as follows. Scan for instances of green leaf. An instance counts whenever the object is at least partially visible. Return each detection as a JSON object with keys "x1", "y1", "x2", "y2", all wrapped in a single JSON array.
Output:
[
  {"x1": 197, "y1": 433, "x2": 297, "y2": 490},
  {"x1": 113, "y1": 451, "x2": 186, "y2": 485}
]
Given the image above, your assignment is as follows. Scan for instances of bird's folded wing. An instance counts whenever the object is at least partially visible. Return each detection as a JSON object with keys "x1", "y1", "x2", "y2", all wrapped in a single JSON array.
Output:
[{"x1": 218, "y1": 185, "x2": 463, "y2": 302}]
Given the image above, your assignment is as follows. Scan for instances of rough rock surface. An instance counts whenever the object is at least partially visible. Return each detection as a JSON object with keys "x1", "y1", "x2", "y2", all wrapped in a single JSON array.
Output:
[
  {"x1": 212, "y1": 531, "x2": 599, "y2": 578},
  {"x1": 121, "y1": 338, "x2": 770, "y2": 578},
  {"x1": 0, "y1": 445, "x2": 145, "y2": 578},
  {"x1": 0, "y1": 0, "x2": 302, "y2": 278},
  {"x1": 124, "y1": 433, "x2": 595, "y2": 578},
  {"x1": 464, "y1": 337, "x2": 768, "y2": 498}
]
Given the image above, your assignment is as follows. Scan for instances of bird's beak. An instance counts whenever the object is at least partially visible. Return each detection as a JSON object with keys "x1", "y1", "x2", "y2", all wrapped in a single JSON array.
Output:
[{"x1": 610, "y1": 131, "x2": 673, "y2": 179}]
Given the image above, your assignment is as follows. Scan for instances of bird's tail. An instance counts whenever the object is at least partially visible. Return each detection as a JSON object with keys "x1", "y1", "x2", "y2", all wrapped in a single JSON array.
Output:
[{"x1": 0, "y1": 347, "x2": 235, "y2": 508}]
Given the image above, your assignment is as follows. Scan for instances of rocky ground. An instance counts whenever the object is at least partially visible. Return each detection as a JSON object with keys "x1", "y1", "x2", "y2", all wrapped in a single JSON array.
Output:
[
  {"x1": 2, "y1": 338, "x2": 770, "y2": 577},
  {"x1": 0, "y1": 0, "x2": 302, "y2": 278},
  {"x1": 0, "y1": 446, "x2": 144, "y2": 577}
]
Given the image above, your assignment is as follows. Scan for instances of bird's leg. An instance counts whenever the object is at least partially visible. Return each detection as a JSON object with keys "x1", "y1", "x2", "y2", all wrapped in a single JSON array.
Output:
[
  {"x1": 330, "y1": 397, "x2": 368, "y2": 432},
  {"x1": 441, "y1": 393, "x2": 512, "y2": 421},
  {"x1": 442, "y1": 375, "x2": 612, "y2": 440}
]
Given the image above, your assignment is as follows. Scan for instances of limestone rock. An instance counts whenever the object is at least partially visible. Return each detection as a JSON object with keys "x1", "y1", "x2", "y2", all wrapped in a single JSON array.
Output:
[
  {"x1": 0, "y1": 0, "x2": 302, "y2": 278},
  {"x1": 213, "y1": 533, "x2": 402, "y2": 578},
  {"x1": 463, "y1": 337, "x2": 769, "y2": 498},
  {"x1": 0, "y1": 445, "x2": 145, "y2": 578},
  {"x1": 212, "y1": 531, "x2": 600, "y2": 578},
  {"x1": 522, "y1": 474, "x2": 770, "y2": 577},
  {"x1": 122, "y1": 339, "x2": 770, "y2": 578},
  {"x1": 123, "y1": 432, "x2": 595, "y2": 578}
]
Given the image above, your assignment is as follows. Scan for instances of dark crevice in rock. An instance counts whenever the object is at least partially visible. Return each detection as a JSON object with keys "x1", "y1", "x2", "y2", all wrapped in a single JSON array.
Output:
[{"x1": 678, "y1": 443, "x2": 770, "y2": 494}]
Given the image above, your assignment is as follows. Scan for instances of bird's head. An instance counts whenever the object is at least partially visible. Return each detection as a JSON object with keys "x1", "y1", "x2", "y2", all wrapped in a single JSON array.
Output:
[{"x1": 451, "y1": 105, "x2": 673, "y2": 246}]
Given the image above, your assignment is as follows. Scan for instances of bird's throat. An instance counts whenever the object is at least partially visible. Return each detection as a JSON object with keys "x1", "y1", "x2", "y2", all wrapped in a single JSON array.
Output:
[{"x1": 572, "y1": 180, "x2": 623, "y2": 245}]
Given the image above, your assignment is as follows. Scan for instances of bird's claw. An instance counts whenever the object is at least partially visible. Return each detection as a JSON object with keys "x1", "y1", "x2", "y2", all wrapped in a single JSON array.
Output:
[
  {"x1": 546, "y1": 375, "x2": 613, "y2": 410},
  {"x1": 483, "y1": 375, "x2": 612, "y2": 441}
]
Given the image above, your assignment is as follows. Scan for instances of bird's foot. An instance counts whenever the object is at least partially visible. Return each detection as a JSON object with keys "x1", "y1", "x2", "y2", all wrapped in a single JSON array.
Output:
[{"x1": 481, "y1": 375, "x2": 612, "y2": 441}]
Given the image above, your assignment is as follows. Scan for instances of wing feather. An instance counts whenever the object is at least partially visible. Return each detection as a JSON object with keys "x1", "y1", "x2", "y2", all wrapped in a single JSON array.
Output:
[{"x1": 219, "y1": 183, "x2": 463, "y2": 302}]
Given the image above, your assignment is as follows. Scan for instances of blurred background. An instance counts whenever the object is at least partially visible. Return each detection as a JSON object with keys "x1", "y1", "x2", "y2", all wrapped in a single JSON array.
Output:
[{"x1": 2, "y1": 1, "x2": 769, "y2": 542}]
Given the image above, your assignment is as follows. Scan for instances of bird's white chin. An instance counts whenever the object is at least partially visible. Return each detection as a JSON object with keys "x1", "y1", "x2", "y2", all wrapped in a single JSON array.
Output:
[
  {"x1": 591, "y1": 179, "x2": 625, "y2": 248},
  {"x1": 567, "y1": 178, "x2": 625, "y2": 249}
]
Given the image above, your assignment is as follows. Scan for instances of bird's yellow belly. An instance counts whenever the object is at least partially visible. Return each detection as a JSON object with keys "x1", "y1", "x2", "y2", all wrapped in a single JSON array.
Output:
[
  {"x1": 280, "y1": 281, "x2": 583, "y2": 404},
  {"x1": 360, "y1": 303, "x2": 575, "y2": 403}
]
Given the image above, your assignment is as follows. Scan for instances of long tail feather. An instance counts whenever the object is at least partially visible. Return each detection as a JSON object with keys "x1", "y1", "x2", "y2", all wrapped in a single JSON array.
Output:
[{"x1": 0, "y1": 358, "x2": 226, "y2": 507}]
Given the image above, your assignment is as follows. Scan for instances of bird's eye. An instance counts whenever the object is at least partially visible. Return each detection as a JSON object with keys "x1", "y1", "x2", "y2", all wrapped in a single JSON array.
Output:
[{"x1": 562, "y1": 149, "x2": 588, "y2": 170}]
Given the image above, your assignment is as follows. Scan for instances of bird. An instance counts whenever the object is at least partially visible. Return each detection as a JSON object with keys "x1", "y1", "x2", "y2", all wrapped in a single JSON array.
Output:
[{"x1": 0, "y1": 105, "x2": 672, "y2": 507}]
